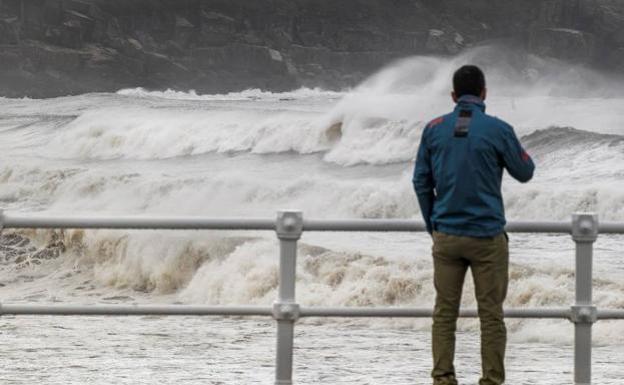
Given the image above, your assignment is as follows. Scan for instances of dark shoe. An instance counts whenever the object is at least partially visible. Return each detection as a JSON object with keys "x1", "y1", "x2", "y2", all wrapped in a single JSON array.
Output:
[{"x1": 433, "y1": 374, "x2": 458, "y2": 385}]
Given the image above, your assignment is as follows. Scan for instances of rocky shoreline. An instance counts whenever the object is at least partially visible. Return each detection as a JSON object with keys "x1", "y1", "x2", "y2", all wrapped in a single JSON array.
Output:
[{"x1": 0, "y1": 0, "x2": 623, "y2": 98}]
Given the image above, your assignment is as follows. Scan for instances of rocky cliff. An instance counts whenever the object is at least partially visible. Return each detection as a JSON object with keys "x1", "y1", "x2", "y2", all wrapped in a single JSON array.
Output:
[{"x1": 0, "y1": 0, "x2": 623, "y2": 98}]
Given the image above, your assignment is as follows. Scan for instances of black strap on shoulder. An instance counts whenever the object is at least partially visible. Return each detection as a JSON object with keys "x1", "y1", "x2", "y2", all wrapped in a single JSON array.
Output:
[{"x1": 454, "y1": 109, "x2": 472, "y2": 137}]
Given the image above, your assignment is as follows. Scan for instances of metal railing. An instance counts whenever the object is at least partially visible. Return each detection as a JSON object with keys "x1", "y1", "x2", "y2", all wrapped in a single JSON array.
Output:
[{"x1": 1, "y1": 210, "x2": 624, "y2": 385}]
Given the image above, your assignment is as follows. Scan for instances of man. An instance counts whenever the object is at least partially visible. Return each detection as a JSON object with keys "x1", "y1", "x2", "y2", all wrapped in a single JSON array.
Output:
[{"x1": 413, "y1": 65, "x2": 535, "y2": 385}]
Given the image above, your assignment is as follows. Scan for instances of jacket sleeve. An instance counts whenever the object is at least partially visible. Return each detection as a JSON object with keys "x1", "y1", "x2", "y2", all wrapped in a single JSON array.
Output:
[
  {"x1": 500, "y1": 123, "x2": 535, "y2": 183},
  {"x1": 412, "y1": 128, "x2": 435, "y2": 234}
]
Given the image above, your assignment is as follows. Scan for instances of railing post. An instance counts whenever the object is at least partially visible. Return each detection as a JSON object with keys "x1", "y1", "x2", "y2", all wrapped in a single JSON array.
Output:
[
  {"x1": 570, "y1": 213, "x2": 598, "y2": 385},
  {"x1": 273, "y1": 210, "x2": 302, "y2": 385}
]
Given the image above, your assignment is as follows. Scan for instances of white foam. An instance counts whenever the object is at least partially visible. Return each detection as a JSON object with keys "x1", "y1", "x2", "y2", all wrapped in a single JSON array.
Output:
[
  {"x1": 40, "y1": 107, "x2": 330, "y2": 160},
  {"x1": 0, "y1": 46, "x2": 623, "y2": 348},
  {"x1": 5, "y1": 229, "x2": 622, "y2": 345},
  {"x1": 116, "y1": 87, "x2": 344, "y2": 101},
  {"x1": 2, "y1": 46, "x2": 621, "y2": 168}
]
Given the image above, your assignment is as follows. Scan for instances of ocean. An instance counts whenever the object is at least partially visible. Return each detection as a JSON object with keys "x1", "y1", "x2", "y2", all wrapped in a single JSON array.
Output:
[{"x1": 0, "y1": 47, "x2": 623, "y2": 384}]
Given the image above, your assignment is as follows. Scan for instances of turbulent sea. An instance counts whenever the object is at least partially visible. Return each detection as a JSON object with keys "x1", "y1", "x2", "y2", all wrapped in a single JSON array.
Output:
[{"x1": 0, "y1": 48, "x2": 623, "y2": 384}]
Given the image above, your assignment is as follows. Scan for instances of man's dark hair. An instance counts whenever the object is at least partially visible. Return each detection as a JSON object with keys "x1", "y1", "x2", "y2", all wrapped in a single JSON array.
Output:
[{"x1": 453, "y1": 65, "x2": 486, "y2": 98}]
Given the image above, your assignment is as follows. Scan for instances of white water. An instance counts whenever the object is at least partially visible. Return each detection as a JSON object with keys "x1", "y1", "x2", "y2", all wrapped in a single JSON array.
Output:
[{"x1": 1, "y1": 46, "x2": 623, "y2": 383}]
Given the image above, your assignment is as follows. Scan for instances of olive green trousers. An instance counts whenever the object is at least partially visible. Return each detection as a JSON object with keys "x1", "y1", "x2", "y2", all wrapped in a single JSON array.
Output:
[{"x1": 431, "y1": 231, "x2": 509, "y2": 385}]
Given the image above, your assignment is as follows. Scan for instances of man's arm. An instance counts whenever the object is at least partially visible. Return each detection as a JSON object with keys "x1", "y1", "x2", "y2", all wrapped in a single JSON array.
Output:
[
  {"x1": 413, "y1": 129, "x2": 435, "y2": 234},
  {"x1": 500, "y1": 123, "x2": 535, "y2": 183}
]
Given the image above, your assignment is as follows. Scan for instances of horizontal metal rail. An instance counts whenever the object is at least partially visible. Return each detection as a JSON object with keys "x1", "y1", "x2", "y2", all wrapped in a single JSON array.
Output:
[
  {"x1": 596, "y1": 221, "x2": 624, "y2": 234},
  {"x1": 303, "y1": 218, "x2": 427, "y2": 232},
  {"x1": 299, "y1": 307, "x2": 572, "y2": 319},
  {"x1": 0, "y1": 214, "x2": 276, "y2": 231},
  {"x1": 2, "y1": 305, "x2": 623, "y2": 319},
  {"x1": 3, "y1": 212, "x2": 624, "y2": 234},
  {"x1": 596, "y1": 309, "x2": 624, "y2": 319},
  {"x1": 0, "y1": 304, "x2": 273, "y2": 316}
]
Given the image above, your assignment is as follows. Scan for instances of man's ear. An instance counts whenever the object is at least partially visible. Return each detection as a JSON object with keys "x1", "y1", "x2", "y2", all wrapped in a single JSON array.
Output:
[
  {"x1": 452, "y1": 91, "x2": 458, "y2": 103},
  {"x1": 481, "y1": 88, "x2": 487, "y2": 101}
]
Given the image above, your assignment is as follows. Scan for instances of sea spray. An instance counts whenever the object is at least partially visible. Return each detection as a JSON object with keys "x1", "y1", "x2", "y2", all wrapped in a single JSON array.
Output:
[
  {"x1": 2, "y1": 228, "x2": 623, "y2": 345},
  {"x1": 0, "y1": 46, "x2": 623, "y2": 350}
]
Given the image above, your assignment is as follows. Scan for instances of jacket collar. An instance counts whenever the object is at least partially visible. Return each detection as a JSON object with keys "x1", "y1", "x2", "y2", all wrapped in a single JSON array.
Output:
[{"x1": 454, "y1": 95, "x2": 486, "y2": 112}]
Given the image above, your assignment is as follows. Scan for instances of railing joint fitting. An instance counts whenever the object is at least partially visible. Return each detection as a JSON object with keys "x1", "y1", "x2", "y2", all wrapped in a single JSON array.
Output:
[
  {"x1": 570, "y1": 305, "x2": 597, "y2": 324},
  {"x1": 272, "y1": 302, "x2": 300, "y2": 321},
  {"x1": 571, "y1": 213, "x2": 598, "y2": 242},
  {"x1": 276, "y1": 211, "x2": 303, "y2": 240}
]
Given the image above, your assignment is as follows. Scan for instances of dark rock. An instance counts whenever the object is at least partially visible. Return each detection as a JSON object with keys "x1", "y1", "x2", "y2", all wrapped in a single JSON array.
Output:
[
  {"x1": 0, "y1": 0, "x2": 623, "y2": 97},
  {"x1": 144, "y1": 51, "x2": 189, "y2": 79},
  {"x1": 0, "y1": 16, "x2": 20, "y2": 44},
  {"x1": 164, "y1": 39, "x2": 185, "y2": 56},
  {"x1": 59, "y1": 19, "x2": 83, "y2": 49},
  {"x1": 530, "y1": 28, "x2": 596, "y2": 63},
  {"x1": 425, "y1": 29, "x2": 464, "y2": 54}
]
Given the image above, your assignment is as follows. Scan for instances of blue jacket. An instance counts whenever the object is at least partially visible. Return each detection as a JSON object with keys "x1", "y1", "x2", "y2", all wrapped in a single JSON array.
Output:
[{"x1": 412, "y1": 95, "x2": 535, "y2": 238}]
